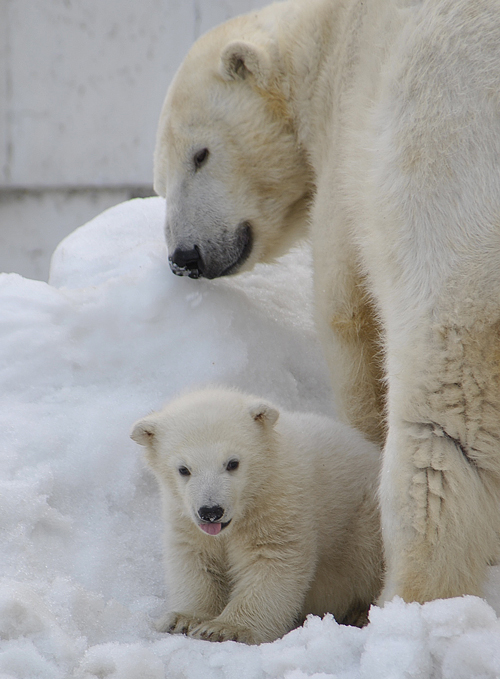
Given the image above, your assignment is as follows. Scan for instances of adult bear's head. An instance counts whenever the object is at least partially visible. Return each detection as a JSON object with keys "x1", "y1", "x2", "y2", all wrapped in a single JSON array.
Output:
[{"x1": 154, "y1": 12, "x2": 313, "y2": 279}]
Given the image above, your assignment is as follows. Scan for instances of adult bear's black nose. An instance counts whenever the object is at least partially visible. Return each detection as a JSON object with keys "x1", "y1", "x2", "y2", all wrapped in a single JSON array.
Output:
[
  {"x1": 198, "y1": 505, "x2": 224, "y2": 523},
  {"x1": 169, "y1": 245, "x2": 203, "y2": 278}
]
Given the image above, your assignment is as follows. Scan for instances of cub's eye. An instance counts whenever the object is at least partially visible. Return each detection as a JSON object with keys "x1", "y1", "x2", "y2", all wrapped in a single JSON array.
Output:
[
  {"x1": 178, "y1": 466, "x2": 191, "y2": 477},
  {"x1": 226, "y1": 459, "x2": 239, "y2": 472},
  {"x1": 193, "y1": 148, "x2": 209, "y2": 169}
]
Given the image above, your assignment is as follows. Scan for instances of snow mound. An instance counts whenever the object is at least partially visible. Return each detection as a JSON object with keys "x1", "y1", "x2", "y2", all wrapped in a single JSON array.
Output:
[{"x1": 0, "y1": 196, "x2": 499, "y2": 678}]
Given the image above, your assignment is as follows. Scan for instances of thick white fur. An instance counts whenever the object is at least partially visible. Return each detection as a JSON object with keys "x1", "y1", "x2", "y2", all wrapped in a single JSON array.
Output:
[
  {"x1": 155, "y1": 0, "x2": 500, "y2": 603},
  {"x1": 131, "y1": 388, "x2": 382, "y2": 644}
]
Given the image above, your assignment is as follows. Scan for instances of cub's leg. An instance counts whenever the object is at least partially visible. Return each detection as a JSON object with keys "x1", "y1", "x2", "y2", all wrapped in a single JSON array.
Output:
[
  {"x1": 157, "y1": 535, "x2": 229, "y2": 635},
  {"x1": 188, "y1": 534, "x2": 316, "y2": 644}
]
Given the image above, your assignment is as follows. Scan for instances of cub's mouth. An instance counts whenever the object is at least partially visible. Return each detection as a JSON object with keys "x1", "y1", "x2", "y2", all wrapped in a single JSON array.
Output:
[
  {"x1": 199, "y1": 520, "x2": 232, "y2": 536},
  {"x1": 168, "y1": 221, "x2": 252, "y2": 279}
]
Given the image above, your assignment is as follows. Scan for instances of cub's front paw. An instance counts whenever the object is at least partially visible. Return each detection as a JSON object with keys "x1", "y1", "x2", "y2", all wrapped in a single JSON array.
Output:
[
  {"x1": 188, "y1": 619, "x2": 256, "y2": 644},
  {"x1": 156, "y1": 611, "x2": 206, "y2": 635}
]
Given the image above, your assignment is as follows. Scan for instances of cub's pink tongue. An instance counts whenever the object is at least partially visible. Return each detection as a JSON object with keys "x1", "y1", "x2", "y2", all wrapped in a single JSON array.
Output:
[{"x1": 200, "y1": 523, "x2": 222, "y2": 535}]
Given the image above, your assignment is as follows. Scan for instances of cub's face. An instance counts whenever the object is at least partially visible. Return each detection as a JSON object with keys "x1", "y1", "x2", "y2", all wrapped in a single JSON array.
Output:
[
  {"x1": 131, "y1": 390, "x2": 279, "y2": 536},
  {"x1": 159, "y1": 444, "x2": 246, "y2": 536},
  {"x1": 154, "y1": 26, "x2": 312, "y2": 280}
]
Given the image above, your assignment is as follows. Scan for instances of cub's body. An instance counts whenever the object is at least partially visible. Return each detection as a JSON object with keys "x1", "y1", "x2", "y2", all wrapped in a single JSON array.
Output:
[{"x1": 132, "y1": 388, "x2": 382, "y2": 643}]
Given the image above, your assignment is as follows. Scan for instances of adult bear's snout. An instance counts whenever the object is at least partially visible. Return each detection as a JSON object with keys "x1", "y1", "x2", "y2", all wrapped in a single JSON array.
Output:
[{"x1": 169, "y1": 245, "x2": 203, "y2": 278}]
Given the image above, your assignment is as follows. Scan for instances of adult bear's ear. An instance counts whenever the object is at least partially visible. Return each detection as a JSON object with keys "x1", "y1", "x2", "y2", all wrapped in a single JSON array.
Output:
[
  {"x1": 249, "y1": 402, "x2": 279, "y2": 427},
  {"x1": 220, "y1": 40, "x2": 272, "y2": 87},
  {"x1": 130, "y1": 417, "x2": 157, "y2": 446}
]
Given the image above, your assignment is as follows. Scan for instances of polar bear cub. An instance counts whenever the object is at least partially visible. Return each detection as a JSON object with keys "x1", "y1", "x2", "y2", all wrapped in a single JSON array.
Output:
[{"x1": 131, "y1": 387, "x2": 382, "y2": 644}]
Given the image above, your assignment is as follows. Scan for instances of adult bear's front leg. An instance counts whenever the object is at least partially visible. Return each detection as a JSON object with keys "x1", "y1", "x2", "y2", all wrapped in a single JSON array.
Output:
[
  {"x1": 313, "y1": 223, "x2": 386, "y2": 446},
  {"x1": 379, "y1": 320, "x2": 500, "y2": 603}
]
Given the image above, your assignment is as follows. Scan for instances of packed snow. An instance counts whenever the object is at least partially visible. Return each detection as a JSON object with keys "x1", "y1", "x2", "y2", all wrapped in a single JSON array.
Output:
[{"x1": 1, "y1": 196, "x2": 500, "y2": 679}]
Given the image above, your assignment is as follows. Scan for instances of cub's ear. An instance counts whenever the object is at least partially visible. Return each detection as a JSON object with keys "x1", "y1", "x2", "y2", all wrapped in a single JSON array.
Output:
[
  {"x1": 249, "y1": 402, "x2": 279, "y2": 427},
  {"x1": 130, "y1": 418, "x2": 157, "y2": 446},
  {"x1": 220, "y1": 40, "x2": 272, "y2": 87}
]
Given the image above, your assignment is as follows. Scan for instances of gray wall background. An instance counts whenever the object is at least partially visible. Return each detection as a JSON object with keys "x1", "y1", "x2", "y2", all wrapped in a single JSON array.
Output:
[{"x1": 0, "y1": 0, "x2": 266, "y2": 280}]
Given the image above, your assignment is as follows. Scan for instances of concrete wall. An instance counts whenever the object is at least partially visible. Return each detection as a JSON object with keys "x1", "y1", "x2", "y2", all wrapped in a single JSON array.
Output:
[{"x1": 0, "y1": 0, "x2": 266, "y2": 280}]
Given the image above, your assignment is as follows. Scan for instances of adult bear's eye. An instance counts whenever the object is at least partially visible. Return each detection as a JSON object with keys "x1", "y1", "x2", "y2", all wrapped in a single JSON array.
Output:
[
  {"x1": 193, "y1": 148, "x2": 209, "y2": 169},
  {"x1": 226, "y1": 459, "x2": 239, "y2": 472},
  {"x1": 178, "y1": 466, "x2": 191, "y2": 477}
]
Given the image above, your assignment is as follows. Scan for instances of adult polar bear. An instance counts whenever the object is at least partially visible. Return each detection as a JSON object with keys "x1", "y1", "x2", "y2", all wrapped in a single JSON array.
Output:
[{"x1": 154, "y1": 0, "x2": 500, "y2": 604}]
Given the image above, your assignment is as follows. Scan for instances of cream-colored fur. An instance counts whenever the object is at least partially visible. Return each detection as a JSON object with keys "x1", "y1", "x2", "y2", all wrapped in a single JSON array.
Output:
[
  {"x1": 131, "y1": 388, "x2": 382, "y2": 644},
  {"x1": 154, "y1": 0, "x2": 500, "y2": 603}
]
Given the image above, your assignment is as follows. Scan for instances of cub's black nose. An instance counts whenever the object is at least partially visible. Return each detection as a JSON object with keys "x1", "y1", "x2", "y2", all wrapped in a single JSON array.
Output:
[
  {"x1": 169, "y1": 246, "x2": 203, "y2": 278},
  {"x1": 198, "y1": 505, "x2": 224, "y2": 523}
]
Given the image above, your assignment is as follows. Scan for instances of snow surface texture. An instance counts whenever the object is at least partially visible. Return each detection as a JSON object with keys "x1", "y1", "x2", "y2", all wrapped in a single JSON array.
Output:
[{"x1": 1, "y1": 196, "x2": 500, "y2": 679}]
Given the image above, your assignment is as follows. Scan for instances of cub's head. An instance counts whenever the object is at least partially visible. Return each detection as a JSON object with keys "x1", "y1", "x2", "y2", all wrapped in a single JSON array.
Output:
[
  {"x1": 154, "y1": 14, "x2": 313, "y2": 279},
  {"x1": 131, "y1": 388, "x2": 279, "y2": 536}
]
